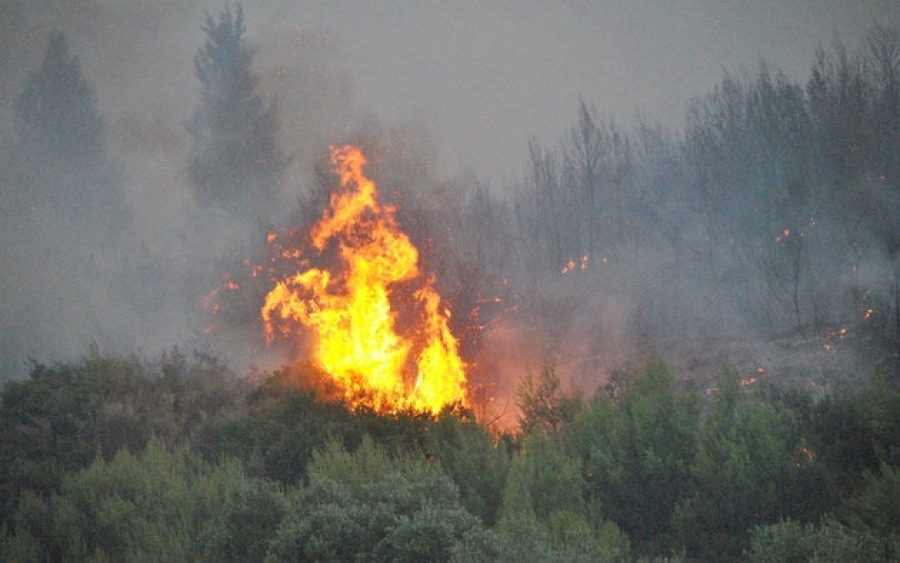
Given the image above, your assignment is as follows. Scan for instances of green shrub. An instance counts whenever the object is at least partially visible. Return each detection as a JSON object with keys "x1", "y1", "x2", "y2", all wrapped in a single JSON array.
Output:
[
  {"x1": 266, "y1": 437, "x2": 489, "y2": 562},
  {"x1": 745, "y1": 518, "x2": 882, "y2": 562}
]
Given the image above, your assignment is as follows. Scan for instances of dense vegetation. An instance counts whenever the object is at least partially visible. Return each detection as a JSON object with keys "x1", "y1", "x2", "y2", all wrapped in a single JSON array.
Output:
[{"x1": 0, "y1": 350, "x2": 898, "y2": 561}]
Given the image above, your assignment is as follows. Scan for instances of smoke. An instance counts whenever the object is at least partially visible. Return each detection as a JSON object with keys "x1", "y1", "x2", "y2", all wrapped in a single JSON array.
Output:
[
  {"x1": 1, "y1": 0, "x2": 896, "y2": 411},
  {"x1": 0, "y1": 1, "x2": 358, "y2": 377}
]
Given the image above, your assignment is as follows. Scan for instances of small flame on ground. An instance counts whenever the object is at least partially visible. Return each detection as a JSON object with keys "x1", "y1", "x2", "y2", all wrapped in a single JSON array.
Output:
[{"x1": 561, "y1": 255, "x2": 589, "y2": 275}]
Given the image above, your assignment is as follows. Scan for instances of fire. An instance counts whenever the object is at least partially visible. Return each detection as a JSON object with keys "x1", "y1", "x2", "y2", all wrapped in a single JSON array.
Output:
[
  {"x1": 261, "y1": 145, "x2": 466, "y2": 414},
  {"x1": 561, "y1": 255, "x2": 589, "y2": 275}
]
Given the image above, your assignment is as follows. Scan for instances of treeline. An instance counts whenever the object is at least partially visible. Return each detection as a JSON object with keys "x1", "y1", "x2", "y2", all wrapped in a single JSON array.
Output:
[
  {"x1": 1, "y1": 350, "x2": 899, "y2": 561},
  {"x1": 431, "y1": 24, "x2": 900, "y2": 373}
]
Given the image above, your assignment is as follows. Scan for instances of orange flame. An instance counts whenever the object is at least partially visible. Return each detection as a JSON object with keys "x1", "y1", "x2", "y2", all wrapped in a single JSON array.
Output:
[{"x1": 261, "y1": 145, "x2": 466, "y2": 414}]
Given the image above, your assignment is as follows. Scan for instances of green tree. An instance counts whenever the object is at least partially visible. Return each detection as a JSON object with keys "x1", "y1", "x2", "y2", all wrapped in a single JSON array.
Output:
[
  {"x1": 187, "y1": 3, "x2": 287, "y2": 213},
  {"x1": 805, "y1": 375, "x2": 900, "y2": 497},
  {"x1": 843, "y1": 463, "x2": 900, "y2": 559},
  {"x1": 0, "y1": 349, "x2": 244, "y2": 524},
  {"x1": 515, "y1": 362, "x2": 583, "y2": 434},
  {"x1": 425, "y1": 412, "x2": 510, "y2": 526},
  {"x1": 266, "y1": 437, "x2": 490, "y2": 562},
  {"x1": 0, "y1": 353, "x2": 136, "y2": 519},
  {"x1": 209, "y1": 366, "x2": 364, "y2": 485},
  {"x1": 494, "y1": 428, "x2": 631, "y2": 562},
  {"x1": 745, "y1": 518, "x2": 884, "y2": 562},
  {"x1": 572, "y1": 356, "x2": 698, "y2": 555},
  {"x1": 4, "y1": 438, "x2": 257, "y2": 561},
  {"x1": 202, "y1": 476, "x2": 288, "y2": 562},
  {"x1": 674, "y1": 369, "x2": 798, "y2": 559}
]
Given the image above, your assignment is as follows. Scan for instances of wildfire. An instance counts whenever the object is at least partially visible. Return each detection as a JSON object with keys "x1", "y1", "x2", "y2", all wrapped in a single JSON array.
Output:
[{"x1": 261, "y1": 145, "x2": 466, "y2": 414}]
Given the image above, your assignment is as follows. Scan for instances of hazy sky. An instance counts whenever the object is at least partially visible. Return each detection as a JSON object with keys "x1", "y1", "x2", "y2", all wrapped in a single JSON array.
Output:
[
  {"x1": 5, "y1": 0, "x2": 899, "y2": 187},
  {"x1": 252, "y1": 0, "x2": 898, "y2": 186},
  {"x1": 1, "y1": 0, "x2": 897, "y2": 379}
]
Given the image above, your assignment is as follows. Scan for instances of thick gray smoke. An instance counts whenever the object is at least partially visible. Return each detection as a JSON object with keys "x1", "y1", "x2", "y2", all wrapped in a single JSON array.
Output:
[
  {"x1": 1, "y1": 0, "x2": 896, "y2": 408},
  {"x1": 0, "y1": 1, "x2": 364, "y2": 376}
]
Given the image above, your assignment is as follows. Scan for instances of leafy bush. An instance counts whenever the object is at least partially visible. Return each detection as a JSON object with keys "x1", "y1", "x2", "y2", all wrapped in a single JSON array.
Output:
[
  {"x1": 567, "y1": 356, "x2": 698, "y2": 553},
  {"x1": 5, "y1": 438, "x2": 256, "y2": 560},
  {"x1": 0, "y1": 348, "x2": 244, "y2": 523},
  {"x1": 266, "y1": 437, "x2": 490, "y2": 562},
  {"x1": 745, "y1": 518, "x2": 883, "y2": 562},
  {"x1": 674, "y1": 369, "x2": 799, "y2": 558},
  {"x1": 425, "y1": 412, "x2": 511, "y2": 525}
]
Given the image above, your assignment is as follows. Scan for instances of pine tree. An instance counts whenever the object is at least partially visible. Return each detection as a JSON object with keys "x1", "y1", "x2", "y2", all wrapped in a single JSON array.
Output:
[
  {"x1": 15, "y1": 31, "x2": 104, "y2": 164},
  {"x1": 187, "y1": 4, "x2": 287, "y2": 213},
  {"x1": 13, "y1": 30, "x2": 127, "y2": 231}
]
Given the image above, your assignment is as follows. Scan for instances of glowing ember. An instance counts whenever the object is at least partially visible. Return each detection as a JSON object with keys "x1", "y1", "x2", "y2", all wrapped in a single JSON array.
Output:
[
  {"x1": 261, "y1": 145, "x2": 466, "y2": 414},
  {"x1": 561, "y1": 255, "x2": 589, "y2": 275}
]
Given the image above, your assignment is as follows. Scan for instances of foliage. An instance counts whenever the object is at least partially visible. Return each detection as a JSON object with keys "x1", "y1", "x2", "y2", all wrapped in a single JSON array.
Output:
[
  {"x1": 0, "y1": 348, "x2": 244, "y2": 524},
  {"x1": 209, "y1": 364, "x2": 442, "y2": 486},
  {"x1": 803, "y1": 374, "x2": 900, "y2": 500},
  {"x1": 570, "y1": 356, "x2": 698, "y2": 553},
  {"x1": 515, "y1": 362, "x2": 583, "y2": 434},
  {"x1": 3, "y1": 438, "x2": 253, "y2": 561},
  {"x1": 843, "y1": 463, "x2": 900, "y2": 551},
  {"x1": 202, "y1": 475, "x2": 288, "y2": 562},
  {"x1": 425, "y1": 411, "x2": 511, "y2": 526},
  {"x1": 494, "y1": 431, "x2": 630, "y2": 562},
  {"x1": 266, "y1": 437, "x2": 490, "y2": 562},
  {"x1": 2, "y1": 347, "x2": 900, "y2": 560},
  {"x1": 187, "y1": 3, "x2": 287, "y2": 212},
  {"x1": 745, "y1": 518, "x2": 884, "y2": 562},
  {"x1": 492, "y1": 512, "x2": 631, "y2": 563},
  {"x1": 674, "y1": 369, "x2": 799, "y2": 559}
]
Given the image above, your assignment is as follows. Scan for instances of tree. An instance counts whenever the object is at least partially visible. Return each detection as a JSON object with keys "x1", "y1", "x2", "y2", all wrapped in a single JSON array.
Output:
[
  {"x1": 862, "y1": 24, "x2": 900, "y2": 361},
  {"x1": 13, "y1": 30, "x2": 127, "y2": 229},
  {"x1": 187, "y1": 3, "x2": 287, "y2": 213},
  {"x1": 424, "y1": 412, "x2": 510, "y2": 526},
  {"x1": 3, "y1": 31, "x2": 130, "y2": 377},
  {"x1": 3, "y1": 438, "x2": 258, "y2": 561},
  {"x1": 563, "y1": 100, "x2": 633, "y2": 266},
  {"x1": 674, "y1": 370, "x2": 798, "y2": 559},
  {"x1": 572, "y1": 356, "x2": 698, "y2": 554},
  {"x1": 513, "y1": 139, "x2": 575, "y2": 281},
  {"x1": 15, "y1": 31, "x2": 103, "y2": 164},
  {"x1": 745, "y1": 518, "x2": 883, "y2": 562},
  {"x1": 494, "y1": 430, "x2": 632, "y2": 563},
  {"x1": 515, "y1": 362, "x2": 583, "y2": 435},
  {"x1": 0, "y1": 349, "x2": 244, "y2": 524},
  {"x1": 266, "y1": 437, "x2": 490, "y2": 562}
]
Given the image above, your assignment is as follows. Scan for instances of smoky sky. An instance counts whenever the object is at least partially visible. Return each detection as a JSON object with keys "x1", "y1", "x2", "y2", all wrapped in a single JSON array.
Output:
[
  {"x1": 254, "y1": 0, "x2": 899, "y2": 186},
  {"x1": 0, "y1": 0, "x2": 898, "y2": 381},
  {"x1": 4, "y1": 1, "x2": 896, "y2": 188}
]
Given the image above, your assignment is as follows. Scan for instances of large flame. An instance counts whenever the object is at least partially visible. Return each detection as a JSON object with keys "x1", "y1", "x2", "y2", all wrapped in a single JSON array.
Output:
[{"x1": 261, "y1": 145, "x2": 466, "y2": 414}]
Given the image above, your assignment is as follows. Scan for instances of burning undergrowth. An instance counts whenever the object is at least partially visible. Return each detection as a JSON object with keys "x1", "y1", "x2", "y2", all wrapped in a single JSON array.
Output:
[
  {"x1": 202, "y1": 140, "x2": 634, "y2": 427},
  {"x1": 211, "y1": 144, "x2": 474, "y2": 415}
]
